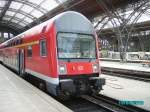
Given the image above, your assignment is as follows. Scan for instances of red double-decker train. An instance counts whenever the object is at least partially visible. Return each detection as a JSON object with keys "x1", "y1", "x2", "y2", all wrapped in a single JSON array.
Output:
[{"x1": 0, "y1": 11, "x2": 105, "y2": 99}]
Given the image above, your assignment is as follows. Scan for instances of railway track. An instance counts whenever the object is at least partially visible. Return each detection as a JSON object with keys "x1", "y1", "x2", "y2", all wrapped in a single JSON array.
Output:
[
  {"x1": 81, "y1": 94, "x2": 149, "y2": 112},
  {"x1": 62, "y1": 97, "x2": 106, "y2": 112},
  {"x1": 102, "y1": 71, "x2": 150, "y2": 82},
  {"x1": 102, "y1": 69, "x2": 150, "y2": 82},
  {"x1": 60, "y1": 94, "x2": 149, "y2": 112}
]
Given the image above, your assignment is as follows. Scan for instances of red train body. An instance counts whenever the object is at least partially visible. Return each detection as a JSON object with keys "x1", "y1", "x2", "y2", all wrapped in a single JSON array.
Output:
[{"x1": 0, "y1": 11, "x2": 105, "y2": 98}]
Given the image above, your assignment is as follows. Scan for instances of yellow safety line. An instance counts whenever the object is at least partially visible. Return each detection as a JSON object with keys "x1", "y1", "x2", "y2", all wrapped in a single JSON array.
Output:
[{"x1": 15, "y1": 40, "x2": 39, "y2": 48}]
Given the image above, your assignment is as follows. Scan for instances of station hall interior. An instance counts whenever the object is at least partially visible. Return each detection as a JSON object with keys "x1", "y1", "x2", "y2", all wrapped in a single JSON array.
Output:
[{"x1": 0, "y1": 0, "x2": 150, "y2": 112}]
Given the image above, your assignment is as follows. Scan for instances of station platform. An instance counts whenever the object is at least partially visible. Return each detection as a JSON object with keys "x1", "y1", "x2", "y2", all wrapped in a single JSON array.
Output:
[
  {"x1": 100, "y1": 60, "x2": 150, "y2": 75},
  {"x1": 100, "y1": 74, "x2": 150, "y2": 111},
  {"x1": 0, "y1": 64, "x2": 72, "y2": 112}
]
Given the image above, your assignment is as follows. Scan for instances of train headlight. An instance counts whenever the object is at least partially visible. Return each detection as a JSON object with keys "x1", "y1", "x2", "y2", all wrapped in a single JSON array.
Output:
[
  {"x1": 58, "y1": 64, "x2": 67, "y2": 75},
  {"x1": 92, "y1": 64, "x2": 99, "y2": 73}
]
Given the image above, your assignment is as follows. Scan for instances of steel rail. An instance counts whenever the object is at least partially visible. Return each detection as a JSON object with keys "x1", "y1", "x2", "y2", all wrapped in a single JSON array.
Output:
[
  {"x1": 81, "y1": 94, "x2": 149, "y2": 112},
  {"x1": 81, "y1": 95, "x2": 120, "y2": 112},
  {"x1": 102, "y1": 70, "x2": 150, "y2": 82},
  {"x1": 94, "y1": 94, "x2": 149, "y2": 112}
]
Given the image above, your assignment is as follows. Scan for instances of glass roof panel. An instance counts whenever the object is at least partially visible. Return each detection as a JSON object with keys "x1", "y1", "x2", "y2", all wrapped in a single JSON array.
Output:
[
  {"x1": 41, "y1": 0, "x2": 59, "y2": 11},
  {"x1": 8, "y1": 23, "x2": 22, "y2": 29},
  {"x1": 95, "y1": 9, "x2": 150, "y2": 30},
  {"x1": 0, "y1": 1, "x2": 6, "y2": 7},
  {"x1": 9, "y1": 1, "x2": 23, "y2": 10},
  {"x1": 24, "y1": 17, "x2": 33, "y2": 23},
  {"x1": 31, "y1": 10, "x2": 43, "y2": 18},
  {"x1": 20, "y1": 5, "x2": 34, "y2": 13},
  {"x1": 15, "y1": 13, "x2": 25, "y2": 19},
  {"x1": 19, "y1": 22, "x2": 27, "y2": 27},
  {"x1": 28, "y1": 0, "x2": 44, "y2": 5},
  {"x1": 3, "y1": 17, "x2": 11, "y2": 21},
  {"x1": 5, "y1": 11, "x2": 15, "y2": 17},
  {"x1": 0, "y1": 0, "x2": 69, "y2": 31},
  {"x1": 58, "y1": 0, "x2": 68, "y2": 3},
  {"x1": 137, "y1": 14, "x2": 150, "y2": 23},
  {"x1": 11, "y1": 19, "x2": 19, "y2": 23}
]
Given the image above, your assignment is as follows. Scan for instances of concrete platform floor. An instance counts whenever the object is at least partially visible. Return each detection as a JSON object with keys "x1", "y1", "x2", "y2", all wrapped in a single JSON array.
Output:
[
  {"x1": 0, "y1": 64, "x2": 72, "y2": 112},
  {"x1": 100, "y1": 74, "x2": 150, "y2": 111}
]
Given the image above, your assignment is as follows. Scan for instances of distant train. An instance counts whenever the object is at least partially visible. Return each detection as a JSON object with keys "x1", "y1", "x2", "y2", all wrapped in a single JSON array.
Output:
[{"x1": 0, "y1": 11, "x2": 105, "y2": 99}]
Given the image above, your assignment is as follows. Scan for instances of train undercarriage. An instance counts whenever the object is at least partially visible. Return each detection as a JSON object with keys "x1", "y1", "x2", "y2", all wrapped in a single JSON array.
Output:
[
  {"x1": 14, "y1": 71, "x2": 105, "y2": 100},
  {"x1": 55, "y1": 76, "x2": 105, "y2": 100}
]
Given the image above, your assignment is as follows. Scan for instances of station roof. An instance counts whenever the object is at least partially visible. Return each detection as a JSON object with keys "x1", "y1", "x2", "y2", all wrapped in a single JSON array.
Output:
[
  {"x1": 0, "y1": 0, "x2": 142, "y2": 33},
  {"x1": 0, "y1": 0, "x2": 67, "y2": 33},
  {"x1": 100, "y1": 21, "x2": 150, "y2": 35}
]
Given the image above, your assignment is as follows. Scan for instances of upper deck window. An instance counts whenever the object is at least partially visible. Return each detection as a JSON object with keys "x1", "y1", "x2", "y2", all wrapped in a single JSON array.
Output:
[{"x1": 40, "y1": 39, "x2": 47, "y2": 57}]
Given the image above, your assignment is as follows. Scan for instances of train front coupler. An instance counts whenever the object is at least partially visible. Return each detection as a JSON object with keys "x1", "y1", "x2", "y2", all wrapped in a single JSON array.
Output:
[{"x1": 59, "y1": 79, "x2": 90, "y2": 96}]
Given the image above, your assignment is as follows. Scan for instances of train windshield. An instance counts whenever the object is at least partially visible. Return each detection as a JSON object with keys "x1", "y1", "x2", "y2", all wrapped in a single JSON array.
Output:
[{"x1": 57, "y1": 33, "x2": 96, "y2": 59}]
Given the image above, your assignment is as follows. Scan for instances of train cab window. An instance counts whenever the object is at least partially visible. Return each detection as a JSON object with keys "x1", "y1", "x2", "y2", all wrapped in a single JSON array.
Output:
[
  {"x1": 40, "y1": 39, "x2": 47, "y2": 57},
  {"x1": 27, "y1": 46, "x2": 32, "y2": 57}
]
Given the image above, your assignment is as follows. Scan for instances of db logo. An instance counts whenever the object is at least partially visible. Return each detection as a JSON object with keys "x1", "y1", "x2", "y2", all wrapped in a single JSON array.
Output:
[{"x1": 78, "y1": 66, "x2": 84, "y2": 70}]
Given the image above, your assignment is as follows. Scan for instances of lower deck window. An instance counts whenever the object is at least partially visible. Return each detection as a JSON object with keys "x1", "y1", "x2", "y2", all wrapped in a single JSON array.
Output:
[{"x1": 27, "y1": 46, "x2": 32, "y2": 57}]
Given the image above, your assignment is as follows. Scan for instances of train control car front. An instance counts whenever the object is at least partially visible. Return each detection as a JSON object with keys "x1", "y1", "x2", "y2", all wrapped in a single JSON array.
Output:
[{"x1": 46, "y1": 11, "x2": 105, "y2": 99}]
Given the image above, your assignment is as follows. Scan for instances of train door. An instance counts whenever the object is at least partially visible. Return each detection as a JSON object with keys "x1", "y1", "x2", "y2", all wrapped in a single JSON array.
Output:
[{"x1": 19, "y1": 49, "x2": 25, "y2": 76}]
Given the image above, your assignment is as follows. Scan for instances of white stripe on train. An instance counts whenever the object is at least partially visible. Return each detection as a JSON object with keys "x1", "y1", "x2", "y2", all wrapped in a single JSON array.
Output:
[{"x1": 25, "y1": 69, "x2": 59, "y2": 85}]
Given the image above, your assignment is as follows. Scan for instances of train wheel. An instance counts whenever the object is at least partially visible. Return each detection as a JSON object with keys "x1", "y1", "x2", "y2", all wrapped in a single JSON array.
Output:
[
  {"x1": 87, "y1": 89, "x2": 93, "y2": 96},
  {"x1": 19, "y1": 71, "x2": 26, "y2": 78},
  {"x1": 39, "y1": 82, "x2": 46, "y2": 91},
  {"x1": 56, "y1": 88, "x2": 70, "y2": 101}
]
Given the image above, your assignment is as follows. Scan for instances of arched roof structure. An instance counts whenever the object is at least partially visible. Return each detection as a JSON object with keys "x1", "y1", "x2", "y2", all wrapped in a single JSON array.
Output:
[
  {"x1": 0, "y1": 0, "x2": 144, "y2": 34},
  {"x1": 0, "y1": 0, "x2": 68, "y2": 33}
]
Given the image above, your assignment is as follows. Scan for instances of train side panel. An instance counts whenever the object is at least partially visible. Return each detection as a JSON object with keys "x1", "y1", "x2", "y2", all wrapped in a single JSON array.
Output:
[
  {"x1": 1, "y1": 47, "x2": 19, "y2": 71},
  {"x1": 23, "y1": 22, "x2": 59, "y2": 94}
]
